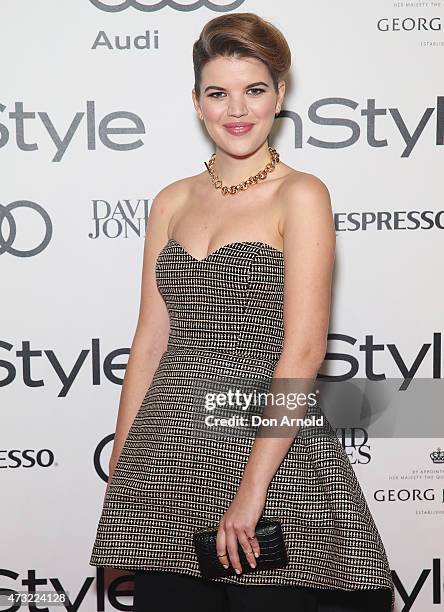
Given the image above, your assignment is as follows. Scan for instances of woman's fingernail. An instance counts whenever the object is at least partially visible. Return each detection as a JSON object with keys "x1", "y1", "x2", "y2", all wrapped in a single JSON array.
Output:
[
  {"x1": 223, "y1": 564, "x2": 229, "y2": 569},
  {"x1": 235, "y1": 568, "x2": 241, "y2": 574}
]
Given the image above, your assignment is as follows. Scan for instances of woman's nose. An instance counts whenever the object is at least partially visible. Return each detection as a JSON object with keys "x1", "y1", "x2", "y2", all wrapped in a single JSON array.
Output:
[{"x1": 227, "y1": 98, "x2": 248, "y2": 117}]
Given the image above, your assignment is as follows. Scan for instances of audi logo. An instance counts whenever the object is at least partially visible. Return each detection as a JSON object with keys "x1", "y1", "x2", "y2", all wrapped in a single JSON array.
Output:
[
  {"x1": 0, "y1": 200, "x2": 53, "y2": 257},
  {"x1": 89, "y1": 0, "x2": 246, "y2": 12}
]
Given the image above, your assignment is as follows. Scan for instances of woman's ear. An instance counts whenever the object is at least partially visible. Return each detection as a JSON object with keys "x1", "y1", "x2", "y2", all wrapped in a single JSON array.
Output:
[{"x1": 191, "y1": 88, "x2": 203, "y2": 120}]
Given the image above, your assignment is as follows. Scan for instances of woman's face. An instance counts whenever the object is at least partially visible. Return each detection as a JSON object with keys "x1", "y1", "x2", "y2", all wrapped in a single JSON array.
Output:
[{"x1": 192, "y1": 55, "x2": 285, "y2": 157}]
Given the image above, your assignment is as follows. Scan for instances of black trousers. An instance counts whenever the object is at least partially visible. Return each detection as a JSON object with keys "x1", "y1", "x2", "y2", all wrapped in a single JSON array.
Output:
[{"x1": 133, "y1": 570, "x2": 392, "y2": 612}]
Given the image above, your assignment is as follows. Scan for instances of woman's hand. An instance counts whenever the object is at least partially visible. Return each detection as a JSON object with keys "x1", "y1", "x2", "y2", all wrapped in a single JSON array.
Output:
[{"x1": 216, "y1": 483, "x2": 267, "y2": 574}]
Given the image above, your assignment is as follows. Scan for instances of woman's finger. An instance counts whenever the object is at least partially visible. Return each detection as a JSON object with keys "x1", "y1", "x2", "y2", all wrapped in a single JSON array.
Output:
[
  {"x1": 245, "y1": 527, "x2": 260, "y2": 559},
  {"x1": 216, "y1": 524, "x2": 229, "y2": 568},
  {"x1": 226, "y1": 524, "x2": 243, "y2": 574},
  {"x1": 237, "y1": 529, "x2": 256, "y2": 569}
]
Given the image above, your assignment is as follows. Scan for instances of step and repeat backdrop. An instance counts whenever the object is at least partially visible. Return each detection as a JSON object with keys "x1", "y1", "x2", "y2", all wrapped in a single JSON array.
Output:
[{"x1": 1, "y1": 1, "x2": 442, "y2": 610}]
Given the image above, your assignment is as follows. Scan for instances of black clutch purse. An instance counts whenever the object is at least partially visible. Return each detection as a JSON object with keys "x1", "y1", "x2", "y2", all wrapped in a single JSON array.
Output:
[{"x1": 192, "y1": 517, "x2": 288, "y2": 579}]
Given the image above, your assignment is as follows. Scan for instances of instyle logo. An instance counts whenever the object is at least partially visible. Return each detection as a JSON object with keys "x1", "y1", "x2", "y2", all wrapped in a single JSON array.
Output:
[
  {"x1": 0, "y1": 338, "x2": 130, "y2": 397},
  {"x1": 89, "y1": 199, "x2": 150, "y2": 239},
  {"x1": 89, "y1": 0, "x2": 246, "y2": 12},
  {"x1": 321, "y1": 332, "x2": 443, "y2": 391},
  {"x1": 0, "y1": 200, "x2": 52, "y2": 257},
  {"x1": 0, "y1": 568, "x2": 136, "y2": 611},
  {"x1": 377, "y1": 17, "x2": 442, "y2": 31},
  {"x1": 0, "y1": 449, "x2": 55, "y2": 468},
  {"x1": 0, "y1": 101, "x2": 145, "y2": 162},
  {"x1": 7, "y1": 563, "x2": 444, "y2": 612},
  {"x1": 334, "y1": 209, "x2": 444, "y2": 232},
  {"x1": 278, "y1": 95, "x2": 444, "y2": 158},
  {"x1": 2, "y1": 334, "x2": 442, "y2": 395},
  {"x1": 3, "y1": 98, "x2": 442, "y2": 159}
]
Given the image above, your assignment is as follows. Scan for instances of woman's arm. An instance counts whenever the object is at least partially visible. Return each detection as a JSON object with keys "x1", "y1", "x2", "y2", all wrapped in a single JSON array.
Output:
[
  {"x1": 239, "y1": 173, "x2": 336, "y2": 490},
  {"x1": 216, "y1": 172, "x2": 336, "y2": 572},
  {"x1": 107, "y1": 184, "x2": 178, "y2": 481}
]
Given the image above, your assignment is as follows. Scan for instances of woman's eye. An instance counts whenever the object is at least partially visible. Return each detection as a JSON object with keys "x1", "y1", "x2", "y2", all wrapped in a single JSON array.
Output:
[{"x1": 207, "y1": 88, "x2": 265, "y2": 99}]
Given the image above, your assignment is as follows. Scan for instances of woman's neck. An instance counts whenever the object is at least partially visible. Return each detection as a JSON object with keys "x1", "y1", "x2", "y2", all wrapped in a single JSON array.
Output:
[{"x1": 210, "y1": 141, "x2": 272, "y2": 186}]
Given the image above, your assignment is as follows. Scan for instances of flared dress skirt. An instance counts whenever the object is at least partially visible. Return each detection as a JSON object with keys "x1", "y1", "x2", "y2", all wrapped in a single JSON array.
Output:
[{"x1": 89, "y1": 239, "x2": 395, "y2": 610}]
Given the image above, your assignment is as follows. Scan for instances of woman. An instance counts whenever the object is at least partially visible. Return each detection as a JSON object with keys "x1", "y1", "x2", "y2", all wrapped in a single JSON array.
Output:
[{"x1": 90, "y1": 12, "x2": 395, "y2": 612}]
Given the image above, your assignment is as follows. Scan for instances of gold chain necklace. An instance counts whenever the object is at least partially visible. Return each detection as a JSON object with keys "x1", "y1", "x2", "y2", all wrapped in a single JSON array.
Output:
[{"x1": 204, "y1": 146, "x2": 280, "y2": 196}]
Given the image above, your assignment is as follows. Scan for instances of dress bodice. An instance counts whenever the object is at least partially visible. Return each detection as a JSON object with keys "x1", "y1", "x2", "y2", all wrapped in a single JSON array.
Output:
[{"x1": 155, "y1": 239, "x2": 284, "y2": 362}]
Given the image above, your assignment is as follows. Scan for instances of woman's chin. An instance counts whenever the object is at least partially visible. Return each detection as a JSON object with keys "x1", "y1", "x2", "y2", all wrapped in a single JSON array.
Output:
[{"x1": 215, "y1": 137, "x2": 267, "y2": 158}]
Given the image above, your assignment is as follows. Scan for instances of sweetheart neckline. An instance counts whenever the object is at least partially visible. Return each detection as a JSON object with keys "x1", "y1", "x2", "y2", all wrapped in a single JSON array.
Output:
[{"x1": 164, "y1": 238, "x2": 284, "y2": 263}]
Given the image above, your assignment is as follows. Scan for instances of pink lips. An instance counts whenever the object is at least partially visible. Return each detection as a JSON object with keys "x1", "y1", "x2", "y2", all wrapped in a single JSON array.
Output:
[{"x1": 223, "y1": 122, "x2": 254, "y2": 136}]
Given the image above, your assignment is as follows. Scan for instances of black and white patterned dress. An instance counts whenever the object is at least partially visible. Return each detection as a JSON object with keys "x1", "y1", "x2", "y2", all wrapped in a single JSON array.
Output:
[{"x1": 89, "y1": 238, "x2": 395, "y2": 610}]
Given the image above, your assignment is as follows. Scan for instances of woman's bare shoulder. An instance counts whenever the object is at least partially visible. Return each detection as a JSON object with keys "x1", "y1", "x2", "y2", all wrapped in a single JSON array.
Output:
[
  {"x1": 154, "y1": 175, "x2": 190, "y2": 203},
  {"x1": 277, "y1": 166, "x2": 332, "y2": 214},
  {"x1": 275, "y1": 166, "x2": 333, "y2": 240},
  {"x1": 277, "y1": 164, "x2": 331, "y2": 197},
  {"x1": 154, "y1": 171, "x2": 207, "y2": 203},
  {"x1": 148, "y1": 172, "x2": 208, "y2": 237},
  {"x1": 149, "y1": 173, "x2": 201, "y2": 217}
]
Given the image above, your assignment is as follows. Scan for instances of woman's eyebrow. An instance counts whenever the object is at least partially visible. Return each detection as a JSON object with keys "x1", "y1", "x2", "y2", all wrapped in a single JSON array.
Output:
[{"x1": 203, "y1": 81, "x2": 270, "y2": 93}]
